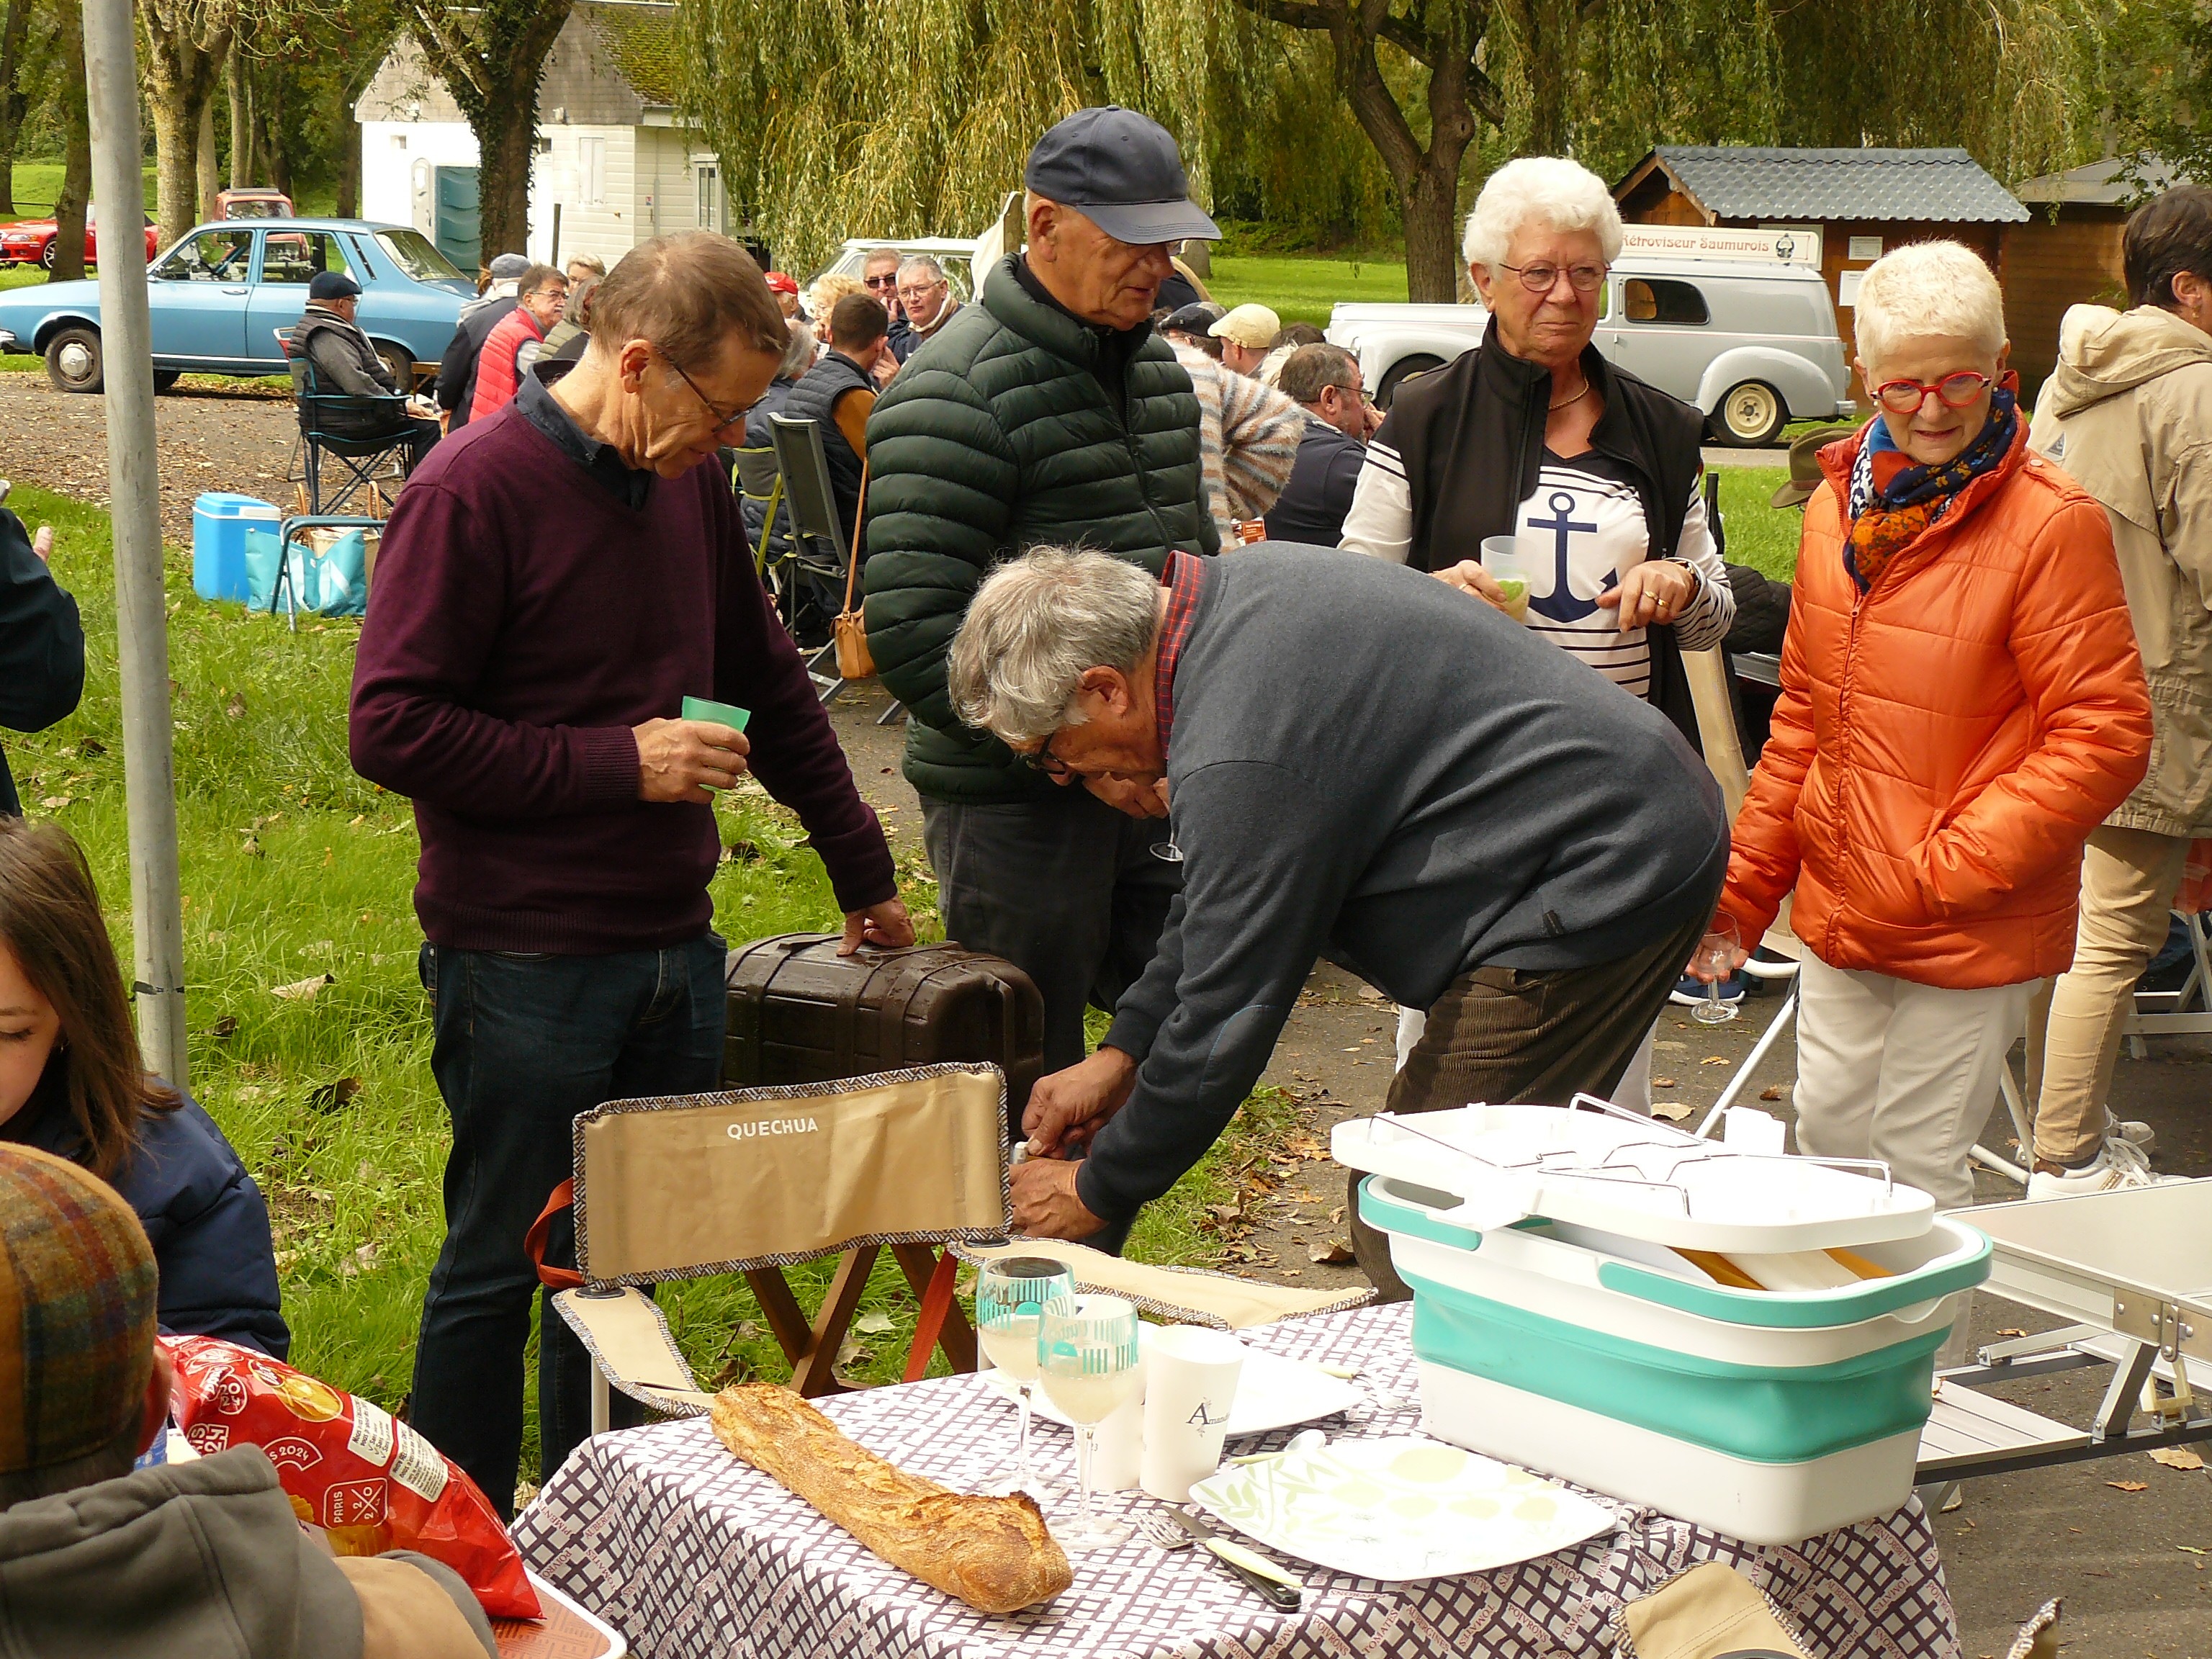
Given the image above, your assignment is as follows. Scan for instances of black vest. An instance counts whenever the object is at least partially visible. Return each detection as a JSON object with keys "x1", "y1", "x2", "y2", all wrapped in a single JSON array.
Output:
[{"x1": 783, "y1": 350, "x2": 873, "y2": 543}]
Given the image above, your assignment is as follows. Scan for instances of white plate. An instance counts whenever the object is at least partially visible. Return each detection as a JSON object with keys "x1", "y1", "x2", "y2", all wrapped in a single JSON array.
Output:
[
  {"x1": 1188, "y1": 1436, "x2": 1614, "y2": 1583},
  {"x1": 985, "y1": 1341, "x2": 1364, "y2": 1437}
]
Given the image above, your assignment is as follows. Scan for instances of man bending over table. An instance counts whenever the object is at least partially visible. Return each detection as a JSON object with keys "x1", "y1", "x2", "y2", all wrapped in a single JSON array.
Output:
[
  {"x1": 949, "y1": 543, "x2": 1727, "y2": 1298},
  {"x1": 351, "y1": 230, "x2": 910, "y2": 1514}
]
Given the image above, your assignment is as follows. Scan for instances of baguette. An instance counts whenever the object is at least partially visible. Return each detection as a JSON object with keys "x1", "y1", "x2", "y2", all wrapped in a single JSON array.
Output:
[{"x1": 709, "y1": 1384, "x2": 1074, "y2": 1613}]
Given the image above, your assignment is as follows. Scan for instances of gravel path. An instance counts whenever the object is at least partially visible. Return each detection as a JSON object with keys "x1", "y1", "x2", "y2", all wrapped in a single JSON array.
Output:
[{"x1": 0, "y1": 372, "x2": 297, "y2": 547}]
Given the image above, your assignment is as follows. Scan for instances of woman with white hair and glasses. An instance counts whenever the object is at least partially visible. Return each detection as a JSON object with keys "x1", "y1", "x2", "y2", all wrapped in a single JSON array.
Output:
[
  {"x1": 1341, "y1": 156, "x2": 1734, "y2": 735},
  {"x1": 1710, "y1": 240, "x2": 2152, "y2": 1211}
]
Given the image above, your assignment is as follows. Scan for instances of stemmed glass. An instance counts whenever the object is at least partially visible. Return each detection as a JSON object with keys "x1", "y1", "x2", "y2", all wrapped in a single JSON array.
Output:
[
  {"x1": 1691, "y1": 916, "x2": 1743, "y2": 1025},
  {"x1": 1038, "y1": 1294, "x2": 1143, "y2": 1551},
  {"x1": 974, "y1": 1258, "x2": 1074, "y2": 1498}
]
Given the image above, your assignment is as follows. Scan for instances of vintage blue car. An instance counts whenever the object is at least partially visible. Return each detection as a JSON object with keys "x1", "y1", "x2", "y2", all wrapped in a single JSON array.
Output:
[{"x1": 0, "y1": 218, "x2": 475, "y2": 394}]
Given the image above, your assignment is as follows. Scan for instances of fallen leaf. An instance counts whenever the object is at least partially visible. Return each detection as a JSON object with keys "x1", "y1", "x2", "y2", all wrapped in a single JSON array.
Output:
[
  {"x1": 1328, "y1": 1205, "x2": 1344, "y2": 1223},
  {"x1": 38, "y1": 795, "x2": 69, "y2": 809},
  {"x1": 1356, "y1": 985, "x2": 1385, "y2": 1001},
  {"x1": 1651, "y1": 1102, "x2": 1694, "y2": 1123},
  {"x1": 2106, "y1": 1480, "x2": 2149, "y2": 1492},
  {"x1": 338, "y1": 1241, "x2": 379, "y2": 1277},
  {"x1": 271, "y1": 973, "x2": 334, "y2": 1001},
  {"x1": 240, "y1": 836, "x2": 263, "y2": 858},
  {"x1": 1654, "y1": 1040, "x2": 1687, "y2": 1051},
  {"x1": 1653, "y1": 1076, "x2": 1676, "y2": 1089},
  {"x1": 1759, "y1": 1085, "x2": 1785, "y2": 1101},
  {"x1": 1995, "y1": 1328, "x2": 2027, "y2": 1339},
  {"x1": 307, "y1": 1076, "x2": 361, "y2": 1112},
  {"x1": 1308, "y1": 1239, "x2": 1355, "y2": 1265},
  {"x1": 853, "y1": 1312, "x2": 894, "y2": 1336},
  {"x1": 2179, "y1": 1546, "x2": 2208, "y2": 1555},
  {"x1": 209, "y1": 1015, "x2": 238, "y2": 1039},
  {"x1": 2149, "y1": 1447, "x2": 2206, "y2": 1472},
  {"x1": 1700, "y1": 1056, "x2": 1730, "y2": 1066},
  {"x1": 225, "y1": 693, "x2": 246, "y2": 719}
]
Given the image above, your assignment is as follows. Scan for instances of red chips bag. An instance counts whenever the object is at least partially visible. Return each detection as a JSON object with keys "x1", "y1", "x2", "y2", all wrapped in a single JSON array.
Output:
[{"x1": 163, "y1": 1336, "x2": 541, "y2": 1620}]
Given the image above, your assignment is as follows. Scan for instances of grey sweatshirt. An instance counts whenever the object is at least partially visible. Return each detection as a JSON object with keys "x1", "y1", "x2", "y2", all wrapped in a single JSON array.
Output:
[{"x1": 1078, "y1": 543, "x2": 1729, "y2": 1221}]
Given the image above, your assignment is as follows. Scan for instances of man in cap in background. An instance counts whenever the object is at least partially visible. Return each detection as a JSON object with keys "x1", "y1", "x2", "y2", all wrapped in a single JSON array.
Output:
[
  {"x1": 0, "y1": 1144, "x2": 498, "y2": 1656},
  {"x1": 1159, "y1": 300, "x2": 1224, "y2": 359},
  {"x1": 436, "y1": 251, "x2": 531, "y2": 431},
  {"x1": 1209, "y1": 302, "x2": 1280, "y2": 378},
  {"x1": 766, "y1": 269, "x2": 806, "y2": 324},
  {"x1": 289, "y1": 269, "x2": 441, "y2": 467},
  {"x1": 864, "y1": 108, "x2": 1220, "y2": 1205}
]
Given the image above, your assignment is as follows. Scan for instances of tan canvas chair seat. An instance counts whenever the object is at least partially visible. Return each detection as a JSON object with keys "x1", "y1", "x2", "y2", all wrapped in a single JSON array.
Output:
[{"x1": 533, "y1": 1065, "x2": 1008, "y2": 1416}]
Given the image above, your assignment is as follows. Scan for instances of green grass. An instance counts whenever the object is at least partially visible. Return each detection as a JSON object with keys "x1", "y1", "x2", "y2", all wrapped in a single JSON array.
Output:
[
  {"x1": 1709, "y1": 465, "x2": 1802, "y2": 582},
  {"x1": 1206, "y1": 253, "x2": 1410, "y2": 330},
  {"x1": 4, "y1": 478, "x2": 1289, "y2": 1492}
]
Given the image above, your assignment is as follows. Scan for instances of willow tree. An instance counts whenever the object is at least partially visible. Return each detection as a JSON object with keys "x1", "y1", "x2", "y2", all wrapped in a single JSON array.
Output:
[
  {"x1": 676, "y1": 0, "x2": 1391, "y2": 286},
  {"x1": 405, "y1": 0, "x2": 572, "y2": 258}
]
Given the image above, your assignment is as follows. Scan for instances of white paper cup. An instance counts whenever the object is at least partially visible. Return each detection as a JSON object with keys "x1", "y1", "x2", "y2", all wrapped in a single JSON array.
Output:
[
  {"x1": 1139, "y1": 1326, "x2": 1246, "y2": 1502},
  {"x1": 1090, "y1": 1345, "x2": 1147, "y2": 1492}
]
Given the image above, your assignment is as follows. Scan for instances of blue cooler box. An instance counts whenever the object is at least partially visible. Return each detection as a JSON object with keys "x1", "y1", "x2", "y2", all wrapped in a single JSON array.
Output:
[{"x1": 193, "y1": 493, "x2": 280, "y2": 603}]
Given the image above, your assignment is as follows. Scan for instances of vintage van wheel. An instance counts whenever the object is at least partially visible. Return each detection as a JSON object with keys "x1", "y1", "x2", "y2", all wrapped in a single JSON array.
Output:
[
  {"x1": 1375, "y1": 354, "x2": 1447, "y2": 411},
  {"x1": 377, "y1": 346, "x2": 415, "y2": 392},
  {"x1": 1713, "y1": 380, "x2": 1786, "y2": 447},
  {"x1": 43, "y1": 326, "x2": 102, "y2": 394}
]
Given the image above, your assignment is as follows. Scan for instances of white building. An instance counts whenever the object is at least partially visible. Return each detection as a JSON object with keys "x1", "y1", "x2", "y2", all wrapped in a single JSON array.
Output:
[{"x1": 354, "y1": 0, "x2": 729, "y2": 274}]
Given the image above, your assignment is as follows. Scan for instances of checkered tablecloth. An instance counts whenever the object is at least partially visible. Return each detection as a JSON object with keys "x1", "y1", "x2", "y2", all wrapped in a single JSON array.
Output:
[{"x1": 513, "y1": 1303, "x2": 1959, "y2": 1659}]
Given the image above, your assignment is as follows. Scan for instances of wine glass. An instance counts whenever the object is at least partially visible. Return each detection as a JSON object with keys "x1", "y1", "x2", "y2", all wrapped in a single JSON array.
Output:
[
  {"x1": 1691, "y1": 917, "x2": 1743, "y2": 1025},
  {"x1": 974, "y1": 1257, "x2": 1075, "y2": 1498},
  {"x1": 1038, "y1": 1294, "x2": 1143, "y2": 1551}
]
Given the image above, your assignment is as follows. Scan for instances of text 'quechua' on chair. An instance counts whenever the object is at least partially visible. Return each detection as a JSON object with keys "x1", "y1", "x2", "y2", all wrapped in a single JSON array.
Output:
[
  {"x1": 284, "y1": 330, "x2": 417, "y2": 516},
  {"x1": 528, "y1": 1064, "x2": 1007, "y2": 1424}
]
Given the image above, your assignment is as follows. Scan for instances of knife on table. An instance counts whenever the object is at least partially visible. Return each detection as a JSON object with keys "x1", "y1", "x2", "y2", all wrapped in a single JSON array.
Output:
[{"x1": 1168, "y1": 1509, "x2": 1304, "y2": 1611}]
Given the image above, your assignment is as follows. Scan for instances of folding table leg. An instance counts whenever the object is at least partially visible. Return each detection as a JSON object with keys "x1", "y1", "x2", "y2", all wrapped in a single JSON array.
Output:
[{"x1": 2094, "y1": 1340, "x2": 2160, "y2": 1442}]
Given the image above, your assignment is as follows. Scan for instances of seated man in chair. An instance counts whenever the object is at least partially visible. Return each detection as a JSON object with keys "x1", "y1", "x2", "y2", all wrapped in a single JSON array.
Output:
[{"x1": 289, "y1": 271, "x2": 440, "y2": 469}]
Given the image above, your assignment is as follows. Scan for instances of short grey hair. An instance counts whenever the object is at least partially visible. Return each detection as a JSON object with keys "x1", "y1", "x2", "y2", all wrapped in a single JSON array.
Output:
[
  {"x1": 1853, "y1": 240, "x2": 2007, "y2": 373},
  {"x1": 898, "y1": 254, "x2": 946, "y2": 285},
  {"x1": 1463, "y1": 156, "x2": 1624, "y2": 269},
  {"x1": 949, "y1": 548, "x2": 1161, "y2": 744},
  {"x1": 777, "y1": 320, "x2": 815, "y2": 379}
]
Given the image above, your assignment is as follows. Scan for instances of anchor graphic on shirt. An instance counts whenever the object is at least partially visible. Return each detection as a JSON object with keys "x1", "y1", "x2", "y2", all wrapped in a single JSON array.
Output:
[{"x1": 1523, "y1": 490, "x2": 1614, "y2": 624}]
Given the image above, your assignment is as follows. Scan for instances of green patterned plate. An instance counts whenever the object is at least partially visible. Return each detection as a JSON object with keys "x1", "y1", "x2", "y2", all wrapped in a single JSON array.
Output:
[{"x1": 1187, "y1": 1435, "x2": 1615, "y2": 1582}]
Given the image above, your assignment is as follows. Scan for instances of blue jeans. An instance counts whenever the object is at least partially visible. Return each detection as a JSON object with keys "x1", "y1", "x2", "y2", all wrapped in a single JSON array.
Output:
[{"x1": 408, "y1": 936, "x2": 726, "y2": 1515}]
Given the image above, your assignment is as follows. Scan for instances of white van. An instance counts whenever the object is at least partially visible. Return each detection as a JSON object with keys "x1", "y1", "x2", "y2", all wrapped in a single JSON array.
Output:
[{"x1": 1326, "y1": 257, "x2": 1849, "y2": 445}]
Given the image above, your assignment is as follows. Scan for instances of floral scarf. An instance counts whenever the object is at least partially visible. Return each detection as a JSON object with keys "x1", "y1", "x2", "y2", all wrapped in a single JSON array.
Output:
[{"x1": 1843, "y1": 383, "x2": 2018, "y2": 593}]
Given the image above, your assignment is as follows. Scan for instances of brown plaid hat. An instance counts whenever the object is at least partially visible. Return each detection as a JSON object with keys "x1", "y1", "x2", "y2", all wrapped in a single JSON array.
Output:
[{"x1": 0, "y1": 1145, "x2": 157, "y2": 1475}]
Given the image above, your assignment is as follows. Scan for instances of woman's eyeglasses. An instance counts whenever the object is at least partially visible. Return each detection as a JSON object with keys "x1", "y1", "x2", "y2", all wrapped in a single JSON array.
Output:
[
  {"x1": 1871, "y1": 372, "x2": 1995, "y2": 415},
  {"x1": 1497, "y1": 261, "x2": 1609, "y2": 295}
]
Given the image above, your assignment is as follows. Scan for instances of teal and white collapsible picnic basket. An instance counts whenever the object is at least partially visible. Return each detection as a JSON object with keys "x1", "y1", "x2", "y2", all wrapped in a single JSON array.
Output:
[{"x1": 1336, "y1": 1100, "x2": 1992, "y2": 1545}]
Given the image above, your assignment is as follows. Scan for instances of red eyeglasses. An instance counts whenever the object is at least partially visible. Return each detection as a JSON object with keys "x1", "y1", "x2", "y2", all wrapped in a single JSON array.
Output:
[{"x1": 1871, "y1": 371, "x2": 1994, "y2": 415}]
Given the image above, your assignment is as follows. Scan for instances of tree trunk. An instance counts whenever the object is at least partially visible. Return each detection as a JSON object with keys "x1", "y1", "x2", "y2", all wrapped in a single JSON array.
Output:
[
  {"x1": 140, "y1": 9, "x2": 233, "y2": 246},
  {"x1": 336, "y1": 103, "x2": 360, "y2": 216},
  {"x1": 476, "y1": 99, "x2": 534, "y2": 259},
  {"x1": 197, "y1": 68, "x2": 220, "y2": 220},
  {"x1": 0, "y1": 0, "x2": 32, "y2": 217},
  {"x1": 50, "y1": 0, "x2": 86, "y2": 284},
  {"x1": 264, "y1": 65, "x2": 291, "y2": 195},
  {"x1": 228, "y1": 48, "x2": 249, "y2": 187}
]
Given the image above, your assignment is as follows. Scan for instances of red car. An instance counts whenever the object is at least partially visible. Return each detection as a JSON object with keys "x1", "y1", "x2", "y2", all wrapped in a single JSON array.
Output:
[{"x1": 0, "y1": 204, "x2": 160, "y2": 270}]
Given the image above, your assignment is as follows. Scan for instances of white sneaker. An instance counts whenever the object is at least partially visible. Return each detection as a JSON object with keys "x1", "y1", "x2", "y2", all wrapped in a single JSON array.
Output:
[
  {"x1": 2105, "y1": 1112, "x2": 2156, "y2": 1155},
  {"x1": 2026, "y1": 1137, "x2": 2164, "y2": 1201}
]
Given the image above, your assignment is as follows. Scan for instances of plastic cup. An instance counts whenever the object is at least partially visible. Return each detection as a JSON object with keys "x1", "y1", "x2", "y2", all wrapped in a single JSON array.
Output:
[
  {"x1": 1139, "y1": 1326, "x2": 1246, "y2": 1502},
  {"x1": 1479, "y1": 534, "x2": 1536, "y2": 622}
]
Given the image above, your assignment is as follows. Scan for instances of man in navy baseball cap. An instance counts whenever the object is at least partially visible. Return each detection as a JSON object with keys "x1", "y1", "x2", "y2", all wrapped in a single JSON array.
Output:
[
  {"x1": 291, "y1": 264, "x2": 439, "y2": 465},
  {"x1": 1019, "y1": 106, "x2": 1219, "y2": 331}
]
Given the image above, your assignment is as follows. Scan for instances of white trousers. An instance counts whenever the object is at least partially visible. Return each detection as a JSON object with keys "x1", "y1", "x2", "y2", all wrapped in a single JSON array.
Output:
[{"x1": 1792, "y1": 956, "x2": 2039, "y2": 1212}]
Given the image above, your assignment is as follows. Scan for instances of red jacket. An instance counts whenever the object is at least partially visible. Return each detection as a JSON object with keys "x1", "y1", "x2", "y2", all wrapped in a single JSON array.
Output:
[
  {"x1": 1719, "y1": 418, "x2": 2152, "y2": 988},
  {"x1": 467, "y1": 307, "x2": 545, "y2": 421}
]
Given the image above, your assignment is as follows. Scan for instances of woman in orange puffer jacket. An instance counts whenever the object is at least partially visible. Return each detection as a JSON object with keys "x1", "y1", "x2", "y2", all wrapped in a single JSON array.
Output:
[{"x1": 1714, "y1": 242, "x2": 2152, "y2": 1212}]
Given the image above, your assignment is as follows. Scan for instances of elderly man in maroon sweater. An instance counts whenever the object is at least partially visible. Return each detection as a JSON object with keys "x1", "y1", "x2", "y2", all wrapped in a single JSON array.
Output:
[{"x1": 351, "y1": 231, "x2": 912, "y2": 1513}]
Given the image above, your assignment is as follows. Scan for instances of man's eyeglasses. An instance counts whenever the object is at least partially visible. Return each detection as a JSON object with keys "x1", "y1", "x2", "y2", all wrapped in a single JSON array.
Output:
[
  {"x1": 659, "y1": 349, "x2": 752, "y2": 436},
  {"x1": 1497, "y1": 261, "x2": 1610, "y2": 295},
  {"x1": 1015, "y1": 732, "x2": 1073, "y2": 778},
  {"x1": 1871, "y1": 371, "x2": 1995, "y2": 415},
  {"x1": 864, "y1": 274, "x2": 899, "y2": 292}
]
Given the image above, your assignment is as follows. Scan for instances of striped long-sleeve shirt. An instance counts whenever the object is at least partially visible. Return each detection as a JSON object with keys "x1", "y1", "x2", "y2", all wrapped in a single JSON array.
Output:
[
  {"x1": 1170, "y1": 342, "x2": 1305, "y2": 544},
  {"x1": 1339, "y1": 437, "x2": 1733, "y2": 699}
]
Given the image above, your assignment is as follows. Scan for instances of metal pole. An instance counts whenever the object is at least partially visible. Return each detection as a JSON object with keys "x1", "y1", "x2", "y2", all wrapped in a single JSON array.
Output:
[{"x1": 84, "y1": 0, "x2": 187, "y2": 1089}]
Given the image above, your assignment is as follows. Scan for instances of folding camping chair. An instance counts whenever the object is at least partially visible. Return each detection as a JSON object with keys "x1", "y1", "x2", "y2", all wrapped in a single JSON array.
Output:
[
  {"x1": 530, "y1": 1064, "x2": 1004, "y2": 1426},
  {"x1": 2126, "y1": 909, "x2": 2212, "y2": 1056},
  {"x1": 732, "y1": 444, "x2": 788, "y2": 585},
  {"x1": 287, "y1": 344, "x2": 415, "y2": 516},
  {"x1": 765, "y1": 415, "x2": 858, "y2": 707}
]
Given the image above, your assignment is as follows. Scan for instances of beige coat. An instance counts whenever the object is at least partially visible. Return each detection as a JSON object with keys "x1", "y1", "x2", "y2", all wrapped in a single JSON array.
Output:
[{"x1": 2031, "y1": 304, "x2": 2212, "y2": 838}]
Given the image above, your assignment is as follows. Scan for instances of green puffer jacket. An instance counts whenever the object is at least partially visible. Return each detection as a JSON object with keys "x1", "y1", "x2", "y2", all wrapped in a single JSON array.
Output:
[{"x1": 862, "y1": 256, "x2": 1216, "y2": 803}]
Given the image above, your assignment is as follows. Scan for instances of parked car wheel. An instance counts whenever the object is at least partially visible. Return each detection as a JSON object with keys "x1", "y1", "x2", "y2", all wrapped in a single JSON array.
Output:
[
  {"x1": 152, "y1": 369, "x2": 182, "y2": 392},
  {"x1": 377, "y1": 346, "x2": 414, "y2": 392},
  {"x1": 43, "y1": 325, "x2": 102, "y2": 393},
  {"x1": 36, "y1": 238, "x2": 56, "y2": 271},
  {"x1": 1375, "y1": 353, "x2": 1447, "y2": 411},
  {"x1": 1713, "y1": 379, "x2": 1787, "y2": 447}
]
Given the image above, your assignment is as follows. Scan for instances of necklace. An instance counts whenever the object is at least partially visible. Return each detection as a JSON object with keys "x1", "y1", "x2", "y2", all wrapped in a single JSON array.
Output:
[{"x1": 1549, "y1": 374, "x2": 1593, "y2": 413}]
